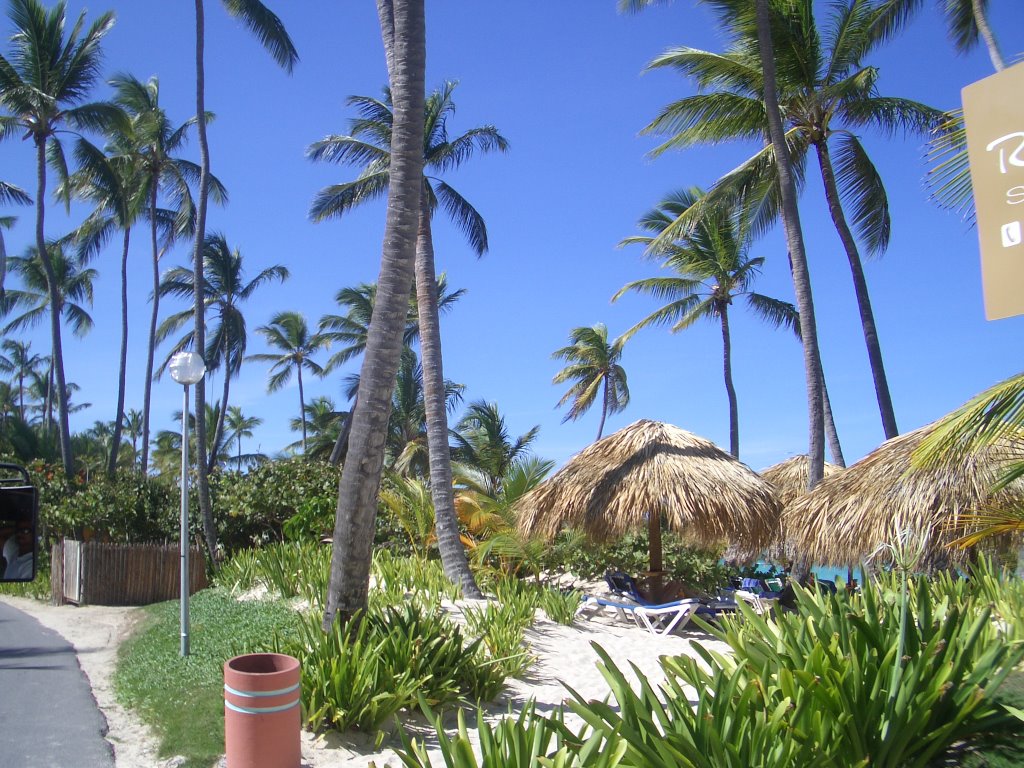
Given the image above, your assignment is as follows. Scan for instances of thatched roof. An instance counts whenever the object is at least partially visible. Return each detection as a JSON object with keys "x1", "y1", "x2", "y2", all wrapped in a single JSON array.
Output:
[
  {"x1": 515, "y1": 419, "x2": 780, "y2": 554},
  {"x1": 783, "y1": 421, "x2": 1024, "y2": 566},
  {"x1": 761, "y1": 455, "x2": 844, "y2": 509}
]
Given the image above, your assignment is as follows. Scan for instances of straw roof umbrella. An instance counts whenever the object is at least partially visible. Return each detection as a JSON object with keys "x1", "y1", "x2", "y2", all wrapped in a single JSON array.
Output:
[
  {"x1": 761, "y1": 455, "x2": 843, "y2": 509},
  {"x1": 515, "y1": 419, "x2": 780, "y2": 585},
  {"x1": 783, "y1": 421, "x2": 1024, "y2": 567}
]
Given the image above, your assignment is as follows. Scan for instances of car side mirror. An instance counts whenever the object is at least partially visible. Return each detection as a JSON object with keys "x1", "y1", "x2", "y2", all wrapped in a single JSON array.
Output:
[{"x1": 0, "y1": 463, "x2": 38, "y2": 583}]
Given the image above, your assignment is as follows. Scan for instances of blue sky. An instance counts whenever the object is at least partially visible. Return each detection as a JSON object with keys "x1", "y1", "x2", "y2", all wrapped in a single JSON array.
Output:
[{"x1": 2, "y1": 0, "x2": 1023, "y2": 473}]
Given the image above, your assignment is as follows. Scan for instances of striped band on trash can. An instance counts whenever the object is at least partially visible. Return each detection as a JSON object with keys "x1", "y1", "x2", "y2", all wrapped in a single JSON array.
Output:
[{"x1": 223, "y1": 681, "x2": 301, "y2": 715}]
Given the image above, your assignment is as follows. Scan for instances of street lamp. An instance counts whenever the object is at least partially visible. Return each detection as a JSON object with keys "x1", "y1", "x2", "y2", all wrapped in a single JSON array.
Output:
[{"x1": 168, "y1": 351, "x2": 206, "y2": 657}]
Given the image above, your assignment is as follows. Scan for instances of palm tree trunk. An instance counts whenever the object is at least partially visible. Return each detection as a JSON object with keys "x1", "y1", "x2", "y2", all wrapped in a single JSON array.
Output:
[
  {"x1": 323, "y1": 0, "x2": 426, "y2": 630},
  {"x1": 415, "y1": 209, "x2": 482, "y2": 598},
  {"x1": 297, "y1": 364, "x2": 307, "y2": 453},
  {"x1": 814, "y1": 139, "x2": 898, "y2": 440},
  {"x1": 207, "y1": 362, "x2": 231, "y2": 474},
  {"x1": 107, "y1": 227, "x2": 131, "y2": 477},
  {"x1": 193, "y1": 0, "x2": 216, "y2": 561},
  {"x1": 972, "y1": 0, "x2": 1005, "y2": 71},
  {"x1": 141, "y1": 182, "x2": 160, "y2": 474},
  {"x1": 596, "y1": 384, "x2": 609, "y2": 442},
  {"x1": 821, "y1": 367, "x2": 845, "y2": 467},
  {"x1": 720, "y1": 302, "x2": 739, "y2": 458},
  {"x1": 329, "y1": 392, "x2": 356, "y2": 465},
  {"x1": 33, "y1": 138, "x2": 74, "y2": 477},
  {"x1": 756, "y1": 0, "x2": 825, "y2": 489}
]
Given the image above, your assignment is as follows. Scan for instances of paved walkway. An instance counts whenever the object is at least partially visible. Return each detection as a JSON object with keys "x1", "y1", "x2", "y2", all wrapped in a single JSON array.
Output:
[{"x1": 0, "y1": 600, "x2": 114, "y2": 767}]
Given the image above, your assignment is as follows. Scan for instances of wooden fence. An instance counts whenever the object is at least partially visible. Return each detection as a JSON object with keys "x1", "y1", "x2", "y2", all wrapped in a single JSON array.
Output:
[{"x1": 51, "y1": 540, "x2": 207, "y2": 606}]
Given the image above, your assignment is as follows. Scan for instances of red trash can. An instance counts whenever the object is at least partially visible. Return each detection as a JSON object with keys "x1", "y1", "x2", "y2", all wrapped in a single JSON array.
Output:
[{"x1": 224, "y1": 653, "x2": 301, "y2": 768}]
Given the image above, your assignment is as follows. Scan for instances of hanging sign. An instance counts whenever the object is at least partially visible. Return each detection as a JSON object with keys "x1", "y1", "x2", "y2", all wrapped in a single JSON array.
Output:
[{"x1": 962, "y1": 61, "x2": 1024, "y2": 320}]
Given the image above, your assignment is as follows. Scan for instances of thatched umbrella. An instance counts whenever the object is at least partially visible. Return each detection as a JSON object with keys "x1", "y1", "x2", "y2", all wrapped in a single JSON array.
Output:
[
  {"x1": 761, "y1": 455, "x2": 843, "y2": 509},
  {"x1": 515, "y1": 419, "x2": 780, "y2": 590},
  {"x1": 783, "y1": 421, "x2": 1024, "y2": 567}
]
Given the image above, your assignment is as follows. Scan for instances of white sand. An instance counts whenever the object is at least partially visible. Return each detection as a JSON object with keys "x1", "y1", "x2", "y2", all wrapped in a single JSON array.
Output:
[{"x1": 1, "y1": 594, "x2": 730, "y2": 767}]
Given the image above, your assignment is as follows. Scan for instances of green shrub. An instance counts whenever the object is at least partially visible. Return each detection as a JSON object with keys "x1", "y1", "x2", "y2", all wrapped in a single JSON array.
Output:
[
  {"x1": 275, "y1": 602, "x2": 506, "y2": 735},
  {"x1": 370, "y1": 550, "x2": 461, "y2": 604},
  {"x1": 214, "y1": 541, "x2": 330, "y2": 609},
  {"x1": 543, "y1": 530, "x2": 731, "y2": 593},
  {"x1": 395, "y1": 703, "x2": 616, "y2": 768},
  {"x1": 214, "y1": 459, "x2": 340, "y2": 549},
  {"x1": 462, "y1": 599, "x2": 535, "y2": 680},
  {"x1": 703, "y1": 578, "x2": 1024, "y2": 767},
  {"x1": 538, "y1": 587, "x2": 582, "y2": 626}
]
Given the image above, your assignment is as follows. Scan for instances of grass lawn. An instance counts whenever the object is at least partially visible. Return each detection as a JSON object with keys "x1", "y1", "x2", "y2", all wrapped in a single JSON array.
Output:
[{"x1": 113, "y1": 588, "x2": 300, "y2": 768}]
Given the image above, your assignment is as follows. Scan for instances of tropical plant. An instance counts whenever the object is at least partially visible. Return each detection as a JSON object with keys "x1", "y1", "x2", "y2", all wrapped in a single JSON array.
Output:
[
  {"x1": 456, "y1": 455, "x2": 555, "y2": 580},
  {"x1": 121, "y1": 407, "x2": 144, "y2": 470},
  {"x1": 323, "y1": 0, "x2": 427, "y2": 628},
  {"x1": 158, "y1": 232, "x2": 287, "y2": 471},
  {"x1": 0, "y1": 339, "x2": 44, "y2": 420},
  {"x1": 318, "y1": 275, "x2": 464, "y2": 374},
  {"x1": 248, "y1": 311, "x2": 324, "y2": 454},
  {"x1": 224, "y1": 405, "x2": 263, "y2": 470},
  {"x1": 63, "y1": 127, "x2": 151, "y2": 477},
  {"x1": 107, "y1": 72, "x2": 225, "y2": 475},
  {"x1": 452, "y1": 401, "x2": 540, "y2": 499},
  {"x1": 285, "y1": 396, "x2": 344, "y2": 461},
  {"x1": 551, "y1": 324, "x2": 629, "y2": 442},
  {"x1": 188, "y1": 0, "x2": 297, "y2": 564},
  {"x1": 615, "y1": 188, "x2": 798, "y2": 457},
  {"x1": 0, "y1": 0, "x2": 119, "y2": 476},
  {"x1": 310, "y1": 80, "x2": 504, "y2": 601},
  {"x1": 385, "y1": 347, "x2": 464, "y2": 478}
]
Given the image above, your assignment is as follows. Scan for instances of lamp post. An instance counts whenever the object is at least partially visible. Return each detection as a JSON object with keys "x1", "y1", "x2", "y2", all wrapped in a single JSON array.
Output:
[{"x1": 168, "y1": 351, "x2": 206, "y2": 657}]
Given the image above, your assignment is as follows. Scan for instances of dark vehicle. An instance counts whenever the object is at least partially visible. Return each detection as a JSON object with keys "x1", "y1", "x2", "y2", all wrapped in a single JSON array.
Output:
[{"x1": 0, "y1": 463, "x2": 38, "y2": 582}]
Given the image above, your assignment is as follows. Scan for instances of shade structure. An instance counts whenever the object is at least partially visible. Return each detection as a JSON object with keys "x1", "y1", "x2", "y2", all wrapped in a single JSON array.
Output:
[
  {"x1": 761, "y1": 455, "x2": 843, "y2": 509},
  {"x1": 515, "y1": 419, "x2": 781, "y2": 570},
  {"x1": 783, "y1": 421, "x2": 1024, "y2": 567}
]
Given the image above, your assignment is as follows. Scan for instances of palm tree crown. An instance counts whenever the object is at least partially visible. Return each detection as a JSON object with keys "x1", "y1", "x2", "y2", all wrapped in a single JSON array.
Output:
[
  {"x1": 249, "y1": 311, "x2": 326, "y2": 454},
  {"x1": 551, "y1": 323, "x2": 630, "y2": 442},
  {"x1": 615, "y1": 187, "x2": 798, "y2": 457}
]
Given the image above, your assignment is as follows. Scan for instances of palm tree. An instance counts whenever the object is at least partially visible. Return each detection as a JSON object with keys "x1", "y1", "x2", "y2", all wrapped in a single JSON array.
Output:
[
  {"x1": 224, "y1": 405, "x2": 263, "y2": 470},
  {"x1": 385, "y1": 347, "x2": 464, "y2": 478},
  {"x1": 152, "y1": 401, "x2": 231, "y2": 476},
  {"x1": 286, "y1": 397, "x2": 343, "y2": 462},
  {"x1": 319, "y1": 274, "x2": 464, "y2": 374},
  {"x1": 877, "y1": 0, "x2": 1005, "y2": 219},
  {"x1": 318, "y1": 275, "x2": 463, "y2": 466},
  {"x1": 452, "y1": 400, "x2": 540, "y2": 500},
  {"x1": 122, "y1": 407, "x2": 144, "y2": 470},
  {"x1": 324, "y1": 0, "x2": 427, "y2": 628},
  {"x1": 63, "y1": 130, "x2": 147, "y2": 477},
  {"x1": 311, "y1": 82, "x2": 505, "y2": 601},
  {"x1": 249, "y1": 311, "x2": 325, "y2": 453},
  {"x1": 551, "y1": 324, "x2": 630, "y2": 442},
  {"x1": 189, "y1": 0, "x2": 297, "y2": 562},
  {"x1": 0, "y1": 0, "x2": 118, "y2": 476},
  {"x1": 640, "y1": 0, "x2": 941, "y2": 442},
  {"x1": 108, "y1": 73, "x2": 226, "y2": 475},
  {"x1": 157, "y1": 233, "x2": 287, "y2": 472},
  {"x1": 1, "y1": 246, "x2": 96, "y2": 428},
  {"x1": 0, "y1": 339, "x2": 44, "y2": 420},
  {"x1": 614, "y1": 188, "x2": 798, "y2": 458}
]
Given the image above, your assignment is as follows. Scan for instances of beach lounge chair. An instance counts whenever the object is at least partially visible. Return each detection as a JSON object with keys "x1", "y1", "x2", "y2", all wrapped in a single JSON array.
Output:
[
  {"x1": 577, "y1": 595, "x2": 699, "y2": 636},
  {"x1": 604, "y1": 570, "x2": 739, "y2": 621}
]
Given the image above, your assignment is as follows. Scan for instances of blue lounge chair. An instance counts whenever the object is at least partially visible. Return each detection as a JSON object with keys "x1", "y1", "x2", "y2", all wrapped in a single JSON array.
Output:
[
  {"x1": 604, "y1": 570, "x2": 739, "y2": 621},
  {"x1": 577, "y1": 595, "x2": 699, "y2": 636}
]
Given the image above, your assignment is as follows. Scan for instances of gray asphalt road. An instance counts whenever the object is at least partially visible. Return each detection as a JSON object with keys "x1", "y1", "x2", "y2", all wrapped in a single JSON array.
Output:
[{"x1": 0, "y1": 600, "x2": 115, "y2": 768}]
